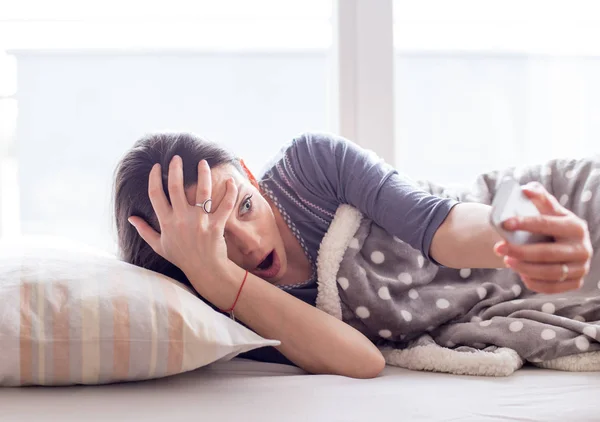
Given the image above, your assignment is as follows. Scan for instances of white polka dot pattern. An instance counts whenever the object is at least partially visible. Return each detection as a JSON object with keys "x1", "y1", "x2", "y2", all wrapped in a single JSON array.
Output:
[
  {"x1": 355, "y1": 306, "x2": 370, "y2": 319},
  {"x1": 477, "y1": 287, "x2": 487, "y2": 300},
  {"x1": 575, "y1": 336, "x2": 590, "y2": 351},
  {"x1": 320, "y1": 157, "x2": 600, "y2": 371},
  {"x1": 436, "y1": 299, "x2": 450, "y2": 309},
  {"x1": 541, "y1": 329, "x2": 556, "y2": 340},
  {"x1": 408, "y1": 289, "x2": 419, "y2": 299},
  {"x1": 371, "y1": 251, "x2": 385, "y2": 264},
  {"x1": 378, "y1": 329, "x2": 392, "y2": 339},
  {"x1": 378, "y1": 286, "x2": 391, "y2": 300},
  {"x1": 581, "y1": 190, "x2": 592, "y2": 202},
  {"x1": 541, "y1": 303, "x2": 555, "y2": 314},
  {"x1": 397, "y1": 272, "x2": 412, "y2": 285},
  {"x1": 337, "y1": 277, "x2": 349, "y2": 290},
  {"x1": 509, "y1": 321, "x2": 524, "y2": 332},
  {"x1": 583, "y1": 326, "x2": 597, "y2": 339}
]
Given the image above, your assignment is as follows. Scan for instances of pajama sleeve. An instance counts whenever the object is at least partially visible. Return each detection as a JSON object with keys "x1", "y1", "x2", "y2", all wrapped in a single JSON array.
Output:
[{"x1": 287, "y1": 132, "x2": 460, "y2": 264}]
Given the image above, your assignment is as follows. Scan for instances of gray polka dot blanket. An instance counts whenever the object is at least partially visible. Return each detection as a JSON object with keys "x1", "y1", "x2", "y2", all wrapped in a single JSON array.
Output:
[{"x1": 316, "y1": 157, "x2": 600, "y2": 376}]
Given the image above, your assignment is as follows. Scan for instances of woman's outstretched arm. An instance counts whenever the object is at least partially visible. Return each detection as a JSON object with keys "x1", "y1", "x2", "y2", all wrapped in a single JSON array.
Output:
[
  {"x1": 189, "y1": 260, "x2": 385, "y2": 378},
  {"x1": 429, "y1": 202, "x2": 504, "y2": 269},
  {"x1": 288, "y1": 133, "x2": 591, "y2": 295},
  {"x1": 430, "y1": 183, "x2": 592, "y2": 294}
]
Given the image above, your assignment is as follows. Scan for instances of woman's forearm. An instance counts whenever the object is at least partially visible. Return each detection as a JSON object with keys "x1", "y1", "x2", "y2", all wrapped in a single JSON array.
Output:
[
  {"x1": 430, "y1": 202, "x2": 506, "y2": 269},
  {"x1": 188, "y1": 262, "x2": 385, "y2": 379}
]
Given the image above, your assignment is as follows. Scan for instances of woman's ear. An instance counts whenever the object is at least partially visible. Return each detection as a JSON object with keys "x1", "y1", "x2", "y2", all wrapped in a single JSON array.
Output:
[{"x1": 239, "y1": 159, "x2": 259, "y2": 188}]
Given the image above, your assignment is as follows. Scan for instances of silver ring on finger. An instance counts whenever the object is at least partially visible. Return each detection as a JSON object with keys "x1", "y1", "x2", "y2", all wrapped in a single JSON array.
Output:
[
  {"x1": 559, "y1": 263, "x2": 569, "y2": 282},
  {"x1": 195, "y1": 198, "x2": 212, "y2": 214}
]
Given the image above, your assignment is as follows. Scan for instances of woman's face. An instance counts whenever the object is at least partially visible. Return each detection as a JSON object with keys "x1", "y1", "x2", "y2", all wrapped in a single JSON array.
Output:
[{"x1": 184, "y1": 163, "x2": 288, "y2": 283}]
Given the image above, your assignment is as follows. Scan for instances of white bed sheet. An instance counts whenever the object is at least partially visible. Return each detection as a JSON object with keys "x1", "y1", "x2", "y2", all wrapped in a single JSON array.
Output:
[{"x1": 1, "y1": 359, "x2": 598, "y2": 422}]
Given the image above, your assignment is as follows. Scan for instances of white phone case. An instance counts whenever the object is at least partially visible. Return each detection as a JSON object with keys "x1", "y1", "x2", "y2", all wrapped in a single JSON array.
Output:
[{"x1": 489, "y1": 178, "x2": 552, "y2": 245}]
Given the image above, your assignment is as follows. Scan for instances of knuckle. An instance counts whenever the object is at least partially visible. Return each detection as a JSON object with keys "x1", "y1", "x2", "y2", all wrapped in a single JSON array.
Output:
[
  {"x1": 569, "y1": 217, "x2": 586, "y2": 238},
  {"x1": 543, "y1": 266, "x2": 556, "y2": 279},
  {"x1": 582, "y1": 264, "x2": 590, "y2": 277},
  {"x1": 509, "y1": 247, "x2": 525, "y2": 260},
  {"x1": 541, "y1": 194, "x2": 553, "y2": 208},
  {"x1": 148, "y1": 186, "x2": 161, "y2": 197},
  {"x1": 579, "y1": 244, "x2": 592, "y2": 261},
  {"x1": 583, "y1": 262, "x2": 591, "y2": 275},
  {"x1": 531, "y1": 216, "x2": 546, "y2": 230},
  {"x1": 541, "y1": 217, "x2": 551, "y2": 231}
]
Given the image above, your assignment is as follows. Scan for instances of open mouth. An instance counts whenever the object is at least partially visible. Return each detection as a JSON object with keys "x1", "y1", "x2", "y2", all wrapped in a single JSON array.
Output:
[
  {"x1": 256, "y1": 251, "x2": 275, "y2": 270},
  {"x1": 252, "y1": 249, "x2": 280, "y2": 279}
]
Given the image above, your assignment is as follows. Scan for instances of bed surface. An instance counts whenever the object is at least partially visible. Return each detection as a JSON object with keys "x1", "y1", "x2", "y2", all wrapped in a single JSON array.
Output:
[{"x1": 1, "y1": 359, "x2": 598, "y2": 421}]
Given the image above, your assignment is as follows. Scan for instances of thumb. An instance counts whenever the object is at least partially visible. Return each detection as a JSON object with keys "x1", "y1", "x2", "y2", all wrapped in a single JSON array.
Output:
[{"x1": 521, "y1": 182, "x2": 567, "y2": 217}]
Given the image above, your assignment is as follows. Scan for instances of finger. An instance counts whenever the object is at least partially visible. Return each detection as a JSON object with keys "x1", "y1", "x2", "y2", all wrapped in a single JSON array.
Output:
[
  {"x1": 212, "y1": 177, "x2": 238, "y2": 229},
  {"x1": 168, "y1": 155, "x2": 190, "y2": 212},
  {"x1": 521, "y1": 276, "x2": 582, "y2": 294},
  {"x1": 148, "y1": 163, "x2": 171, "y2": 222},
  {"x1": 504, "y1": 256, "x2": 588, "y2": 281},
  {"x1": 128, "y1": 217, "x2": 161, "y2": 253},
  {"x1": 195, "y1": 160, "x2": 212, "y2": 211},
  {"x1": 503, "y1": 214, "x2": 586, "y2": 240},
  {"x1": 520, "y1": 182, "x2": 566, "y2": 216},
  {"x1": 501, "y1": 241, "x2": 590, "y2": 264}
]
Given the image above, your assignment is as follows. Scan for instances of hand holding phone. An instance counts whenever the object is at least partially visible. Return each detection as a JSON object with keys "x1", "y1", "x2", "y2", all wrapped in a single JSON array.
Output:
[{"x1": 490, "y1": 178, "x2": 553, "y2": 245}]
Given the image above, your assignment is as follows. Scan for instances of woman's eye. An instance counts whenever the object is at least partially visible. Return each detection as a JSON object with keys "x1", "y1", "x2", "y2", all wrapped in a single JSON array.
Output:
[{"x1": 240, "y1": 195, "x2": 253, "y2": 215}]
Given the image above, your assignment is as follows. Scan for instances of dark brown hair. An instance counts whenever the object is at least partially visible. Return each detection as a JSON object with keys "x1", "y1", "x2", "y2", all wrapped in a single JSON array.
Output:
[{"x1": 113, "y1": 132, "x2": 244, "y2": 289}]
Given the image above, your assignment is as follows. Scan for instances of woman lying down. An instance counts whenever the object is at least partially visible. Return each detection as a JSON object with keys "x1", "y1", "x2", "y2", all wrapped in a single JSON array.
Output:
[{"x1": 113, "y1": 132, "x2": 598, "y2": 379}]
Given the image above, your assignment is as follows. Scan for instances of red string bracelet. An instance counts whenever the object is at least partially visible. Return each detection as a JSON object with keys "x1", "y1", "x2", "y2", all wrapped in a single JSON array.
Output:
[{"x1": 222, "y1": 269, "x2": 249, "y2": 321}]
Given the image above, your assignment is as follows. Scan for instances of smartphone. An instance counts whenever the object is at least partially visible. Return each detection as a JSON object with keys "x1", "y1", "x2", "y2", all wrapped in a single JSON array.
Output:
[{"x1": 490, "y1": 177, "x2": 552, "y2": 245}]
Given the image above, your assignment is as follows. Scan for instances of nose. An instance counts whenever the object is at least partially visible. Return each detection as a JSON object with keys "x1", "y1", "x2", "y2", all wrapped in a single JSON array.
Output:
[{"x1": 229, "y1": 223, "x2": 261, "y2": 257}]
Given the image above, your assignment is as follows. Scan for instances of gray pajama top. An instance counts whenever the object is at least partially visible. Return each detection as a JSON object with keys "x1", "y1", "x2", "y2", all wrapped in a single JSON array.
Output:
[{"x1": 239, "y1": 131, "x2": 459, "y2": 365}]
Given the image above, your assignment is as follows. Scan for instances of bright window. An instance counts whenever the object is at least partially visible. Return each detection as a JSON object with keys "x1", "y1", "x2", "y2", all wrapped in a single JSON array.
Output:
[
  {"x1": 0, "y1": 1, "x2": 333, "y2": 252},
  {"x1": 394, "y1": 0, "x2": 600, "y2": 184}
]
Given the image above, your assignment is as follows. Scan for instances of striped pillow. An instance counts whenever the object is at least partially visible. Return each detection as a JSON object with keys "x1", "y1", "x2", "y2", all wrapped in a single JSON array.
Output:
[{"x1": 0, "y1": 236, "x2": 279, "y2": 386}]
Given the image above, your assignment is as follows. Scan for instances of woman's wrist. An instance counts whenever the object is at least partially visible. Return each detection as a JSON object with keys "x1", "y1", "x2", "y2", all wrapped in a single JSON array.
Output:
[{"x1": 185, "y1": 260, "x2": 248, "y2": 311}]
